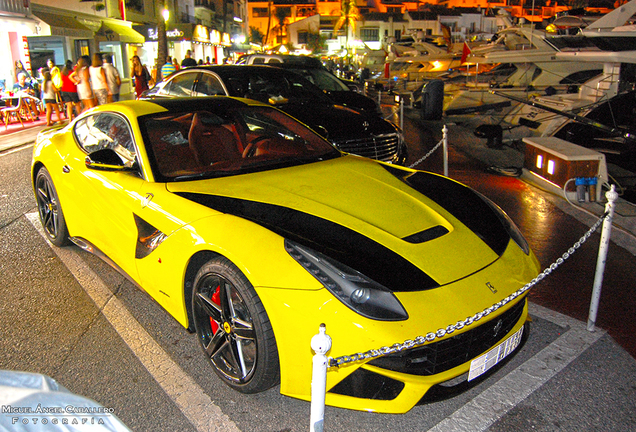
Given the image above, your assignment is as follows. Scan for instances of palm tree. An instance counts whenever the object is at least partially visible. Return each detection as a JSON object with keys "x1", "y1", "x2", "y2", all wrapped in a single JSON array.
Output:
[
  {"x1": 250, "y1": 26, "x2": 265, "y2": 48},
  {"x1": 272, "y1": 6, "x2": 289, "y2": 46},
  {"x1": 266, "y1": 1, "x2": 273, "y2": 49},
  {"x1": 155, "y1": 0, "x2": 168, "y2": 76},
  {"x1": 334, "y1": 0, "x2": 361, "y2": 51}
]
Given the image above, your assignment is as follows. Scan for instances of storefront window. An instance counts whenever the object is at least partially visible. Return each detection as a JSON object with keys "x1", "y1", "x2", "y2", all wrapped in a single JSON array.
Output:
[
  {"x1": 27, "y1": 38, "x2": 66, "y2": 73},
  {"x1": 75, "y1": 40, "x2": 90, "y2": 59}
]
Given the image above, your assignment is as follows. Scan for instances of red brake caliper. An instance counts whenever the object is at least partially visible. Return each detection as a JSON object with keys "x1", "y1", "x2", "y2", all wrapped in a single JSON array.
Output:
[{"x1": 210, "y1": 285, "x2": 221, "y2": 333}]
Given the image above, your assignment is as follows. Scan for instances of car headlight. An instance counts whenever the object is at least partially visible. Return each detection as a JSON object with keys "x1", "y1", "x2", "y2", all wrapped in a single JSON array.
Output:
[
  {"x1": 477, "y1": 192, "x2": 530, "y2": 255},
  {"x1": 285, "y1": 240, "x2": 408, "y2": 321}
]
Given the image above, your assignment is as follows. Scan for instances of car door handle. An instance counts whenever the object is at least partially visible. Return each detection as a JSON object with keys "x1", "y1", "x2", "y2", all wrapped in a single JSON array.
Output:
[
  {"x1": 142, "y1": 193, "x2": 154, "y2": 208},
  {"x1": 62, "y1": 165, "x2": 70, "y2": 173}
]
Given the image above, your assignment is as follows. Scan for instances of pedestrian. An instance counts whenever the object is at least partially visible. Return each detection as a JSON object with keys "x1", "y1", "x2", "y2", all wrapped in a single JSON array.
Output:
[
  {"x1": 161, "y1": 55, "x2": 176, "y2": 80},
  {"x1": 47, "y1": 59, "x2": 64, "y2": 116},
  {"x1": 131, "y1": 55, "x2": 151, "y2": 98},
  {"x1": 172, "y1": 57, "x2": 180, "y2": 71},
  {"x1": 14, "y1": 60, "x2": 31, "y2": 82},
  {"x1": 102, "y1": 54, "x2": 121, "y2": 102},
  {"x1": 12, "y1": 71, "x2": 40, "y2": 119},
  {"x1": 60, "y1": 60, "x2": 81, "y2": 120},
  {"x1": 89, "y1": 53, "x2": 110, "y2": 105},
  {"x1": 181, "y1": 50, "x2": 197, "y2": 68},
  {"x1": 205, "y1": 56, "x2": 211, "y2": 65},
  {"x1": 47, "y1": 59, "x2": 62, "y2": 89},
  {"x1": 42, "y1": 70, "x2": 62, "y2": 126},
  {"x1": 70, "y1": 56, "x2": 96, "y2": 112}
]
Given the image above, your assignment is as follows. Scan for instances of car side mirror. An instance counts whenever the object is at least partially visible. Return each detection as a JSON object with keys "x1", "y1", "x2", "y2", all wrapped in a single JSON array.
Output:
[{"x1": 85, "y1": 148, "x2": 135, "y2": 172}]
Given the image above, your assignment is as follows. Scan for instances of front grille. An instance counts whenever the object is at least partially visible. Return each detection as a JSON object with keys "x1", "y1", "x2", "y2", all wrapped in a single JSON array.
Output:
[
  {"x1": 334, "y1": 133, "x2": 400, "y2": 162},
  {"x1": 368, "y1": 297, "x2": 526, "y2": 376},
  {"x1": 329, "y1": 368, "x2": 405, "y2": 400}
]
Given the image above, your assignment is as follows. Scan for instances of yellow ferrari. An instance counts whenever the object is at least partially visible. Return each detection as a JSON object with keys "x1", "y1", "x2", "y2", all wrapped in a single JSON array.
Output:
[{"x1": 32, "y1": 97, "x2": 540, "y2": 414}]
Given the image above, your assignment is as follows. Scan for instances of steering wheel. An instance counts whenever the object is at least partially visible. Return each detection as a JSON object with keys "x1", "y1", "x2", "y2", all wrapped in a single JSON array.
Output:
[{"x1": 242, "y1": 136, "x2": 271, "y2": 158}]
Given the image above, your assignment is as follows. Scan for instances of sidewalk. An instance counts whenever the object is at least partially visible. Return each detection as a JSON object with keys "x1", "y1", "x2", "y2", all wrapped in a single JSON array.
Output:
[{"x1": 0, "y1": 121, "x2": 48, "y2": 153}]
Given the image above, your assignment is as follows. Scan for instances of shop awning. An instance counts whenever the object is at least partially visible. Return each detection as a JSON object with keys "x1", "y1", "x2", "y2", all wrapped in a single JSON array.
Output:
[
  {"x1": 31, "y1": 11, "x2": 93, "y2": 38},
  {"x1": 96, "y1": 21, "x2": 145, "y2": 44}
]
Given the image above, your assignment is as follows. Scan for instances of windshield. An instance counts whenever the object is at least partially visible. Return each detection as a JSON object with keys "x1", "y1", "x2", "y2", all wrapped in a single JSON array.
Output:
[
  {"x1": 140, "y1": 106, "x2": 341, "y2": 182},
  {"x1": 223, "y1": 70, "x2": 332, "y2": 105},
  {"x1": 289, "y1": 68, "x2": 349, "y2": 92}
]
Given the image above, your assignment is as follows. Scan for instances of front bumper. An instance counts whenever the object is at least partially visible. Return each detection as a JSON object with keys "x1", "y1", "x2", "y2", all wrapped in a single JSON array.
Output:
[{"x1": 324, "y1": 298, "x2": 528, "y2": 413}]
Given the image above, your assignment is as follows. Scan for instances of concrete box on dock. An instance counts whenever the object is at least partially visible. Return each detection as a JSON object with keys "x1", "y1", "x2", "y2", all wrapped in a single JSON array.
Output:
[{"x1": 522, "y1": 137, "x2": 608, "y2": 201}]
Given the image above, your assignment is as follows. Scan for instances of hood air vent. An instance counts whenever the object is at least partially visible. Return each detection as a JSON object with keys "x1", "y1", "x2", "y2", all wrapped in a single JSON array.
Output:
[{"x1": 403, "y1": 226, "x2": 449, "y2": 244}]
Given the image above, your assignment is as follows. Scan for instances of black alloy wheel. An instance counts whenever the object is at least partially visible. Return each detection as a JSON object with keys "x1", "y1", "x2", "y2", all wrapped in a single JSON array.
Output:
[
  {"x1": 35, "y1": 167, "x2": 70, "y2": 247},
  {"x1": 192, "y1": 257, "x2": 279, "y2": 393}
]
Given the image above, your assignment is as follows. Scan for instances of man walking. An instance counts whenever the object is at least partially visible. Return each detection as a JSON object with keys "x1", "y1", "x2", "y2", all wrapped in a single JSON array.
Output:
[
  {"x1": 161, "y1": 56, "x2": 176, "y2": 79},
  {"x1": 181, "y1": 50, "x2": 197, "y2": 68},
  {"x1": 102, "y1": 54, "x2": 121, "y2": 102}
]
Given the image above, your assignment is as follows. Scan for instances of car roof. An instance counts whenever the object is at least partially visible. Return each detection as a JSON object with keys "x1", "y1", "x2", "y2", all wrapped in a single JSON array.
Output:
[
  {"x1": 178, "y1": 64, "x2": 311, "y2": 76},
  {"x1": 144, "y1": 96, "x2": 262, "y2": 112},
  {"x1": 268, "y1": 62, "x2": 326, "y2": 71},
  {"x1": 237, "y1": 54, "x2": 324, "y2": 68},
  {"x1": 170, "y1": 65, "x2": 332, "y2": 101}
]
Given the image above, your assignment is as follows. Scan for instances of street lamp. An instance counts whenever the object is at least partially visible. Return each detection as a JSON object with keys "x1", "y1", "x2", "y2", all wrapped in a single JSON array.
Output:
[{"x1": 162, "y1": 8, "x2": 170, "y2": 23}]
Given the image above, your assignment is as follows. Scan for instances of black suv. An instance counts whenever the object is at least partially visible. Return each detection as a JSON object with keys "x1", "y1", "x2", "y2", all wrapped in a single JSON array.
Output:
[{"x1": 142, "y1": 65, "x2": 406, "y2": 164}]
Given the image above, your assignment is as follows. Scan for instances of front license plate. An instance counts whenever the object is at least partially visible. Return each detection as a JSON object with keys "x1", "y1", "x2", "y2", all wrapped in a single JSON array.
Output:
[{"x1": 468, "y1": 325, "x2": 524, "y2": 381}]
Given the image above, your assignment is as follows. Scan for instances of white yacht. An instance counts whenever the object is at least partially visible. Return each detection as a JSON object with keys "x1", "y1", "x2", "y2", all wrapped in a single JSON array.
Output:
[
  {"x1": 502, "y1": 0, "x2": 636, "y2": 137},
  {"x1": 443, "y1": 25, "x2": 604, "y2": 115}
]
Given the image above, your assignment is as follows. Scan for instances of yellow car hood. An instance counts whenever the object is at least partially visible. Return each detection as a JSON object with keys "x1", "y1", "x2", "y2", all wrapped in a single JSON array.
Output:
[{"x1": 167, "y1": 156, "x2": 512, "y2": 288}]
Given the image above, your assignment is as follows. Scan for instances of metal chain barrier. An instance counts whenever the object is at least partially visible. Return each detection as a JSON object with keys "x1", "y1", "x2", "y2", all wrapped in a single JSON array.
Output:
[
  {"x1": 328, "y1": 211, "x2": 609, "y2": 368},
  {"x1": 383, "y1": 105, "x2": 399, "y2": 121},
  {"x1": 408, "y1": 138, "x2": 444, "y2": 169}
]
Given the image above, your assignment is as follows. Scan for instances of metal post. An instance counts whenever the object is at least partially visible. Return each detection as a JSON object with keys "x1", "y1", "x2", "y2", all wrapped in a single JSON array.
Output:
[
  {"x1": 587, "y1": 185, "x2": 618, "y2": 332},
  {"x1": 442, "y1": 125, "x2": 449, "y2": 177},
  {"x1": 310, "y1": 324, "x2": 332, "y2": 432},
  {"x1": 378, "y1": 90, "x2": 382, "y2": 107},
  {"x1": 400, "y1": 98, "x2": 404, "y2": 131}
]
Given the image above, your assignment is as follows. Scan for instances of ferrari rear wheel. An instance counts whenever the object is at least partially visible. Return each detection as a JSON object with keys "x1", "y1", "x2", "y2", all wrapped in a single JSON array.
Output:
[
  {"x1": 35, "y1": 167, "x2": 70, "y2": 247},
  {"x1": 192, "y1": 257, "x2": 279, "y2": 393}
]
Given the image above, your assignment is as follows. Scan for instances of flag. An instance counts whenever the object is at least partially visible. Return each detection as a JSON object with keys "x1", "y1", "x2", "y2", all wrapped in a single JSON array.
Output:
[{"x1": 460, "y1": 41, "x2": 471, "y2": 64}]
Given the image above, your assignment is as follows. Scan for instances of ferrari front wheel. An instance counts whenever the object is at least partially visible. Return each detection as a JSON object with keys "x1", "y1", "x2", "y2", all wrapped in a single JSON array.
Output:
[
  {"x1": 192, "y1": 257, "x2": 279, "y2": 393},
  {"x1": 35, "y1": 167, "x2": 70, "y2": 247}
]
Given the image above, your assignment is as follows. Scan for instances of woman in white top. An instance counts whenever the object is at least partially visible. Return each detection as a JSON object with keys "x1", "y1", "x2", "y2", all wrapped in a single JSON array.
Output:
[
  {"x1": 89, "y1": 53, "x2": 111, "y2": 105},
  {"x1": 69, "y1": 56, "x2": 95, "y2": 112}
]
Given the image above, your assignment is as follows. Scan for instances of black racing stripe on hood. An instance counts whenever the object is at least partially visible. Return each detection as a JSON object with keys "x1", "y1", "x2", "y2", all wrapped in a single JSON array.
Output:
[
  {"x1": 177, "y1": 193, "x2": 439, "y2": 292},
  {"x1": 382, "y1": 166, "x2": 510, "y2": 256}
]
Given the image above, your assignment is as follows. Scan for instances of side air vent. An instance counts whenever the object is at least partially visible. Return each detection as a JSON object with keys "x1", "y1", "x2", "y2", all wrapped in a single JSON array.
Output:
[
  {"x1": 134, "y1": 214, "x2": 167, "y2": 259},
  {"x1": 403, "y1": 226, "x2": 449, "y2": 244}
]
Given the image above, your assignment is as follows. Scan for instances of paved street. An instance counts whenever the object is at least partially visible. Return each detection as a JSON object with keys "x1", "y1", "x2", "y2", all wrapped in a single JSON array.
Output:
[{"x1": 1, "y1": 106, "x2": 635, "y2": 431}]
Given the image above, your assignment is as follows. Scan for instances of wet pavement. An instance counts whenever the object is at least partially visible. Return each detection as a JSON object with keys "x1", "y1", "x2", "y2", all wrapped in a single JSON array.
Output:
[{"x1": 392, "y1": 107, "x2": 636, "y2": 359}]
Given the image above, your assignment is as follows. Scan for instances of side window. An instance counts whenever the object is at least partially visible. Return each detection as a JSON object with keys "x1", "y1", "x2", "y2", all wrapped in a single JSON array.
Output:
[
  {"x1": 74, "y1": 113, "x2": 136, "y2": 166},
  {"x1": 160, "y1": 73, "x2": 198, "y2": 97},
  {"x1": 194, "y1": 73, "x2": 226, "y2": 96},
  {"x1": 248, "y1": 74, "x2": 288, "y2": 98}
]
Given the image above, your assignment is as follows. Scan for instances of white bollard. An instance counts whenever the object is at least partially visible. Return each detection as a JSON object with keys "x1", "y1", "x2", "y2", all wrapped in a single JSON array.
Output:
[
  {"x1": 442, "y1": 125, "x2": 449, "y2": 177},
  {"x1": 310, "y1": 324, "x2": 332, "y2": 432},
  {"x1": 587, "y1": 184, "x2": 618, "y2": 332}
]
